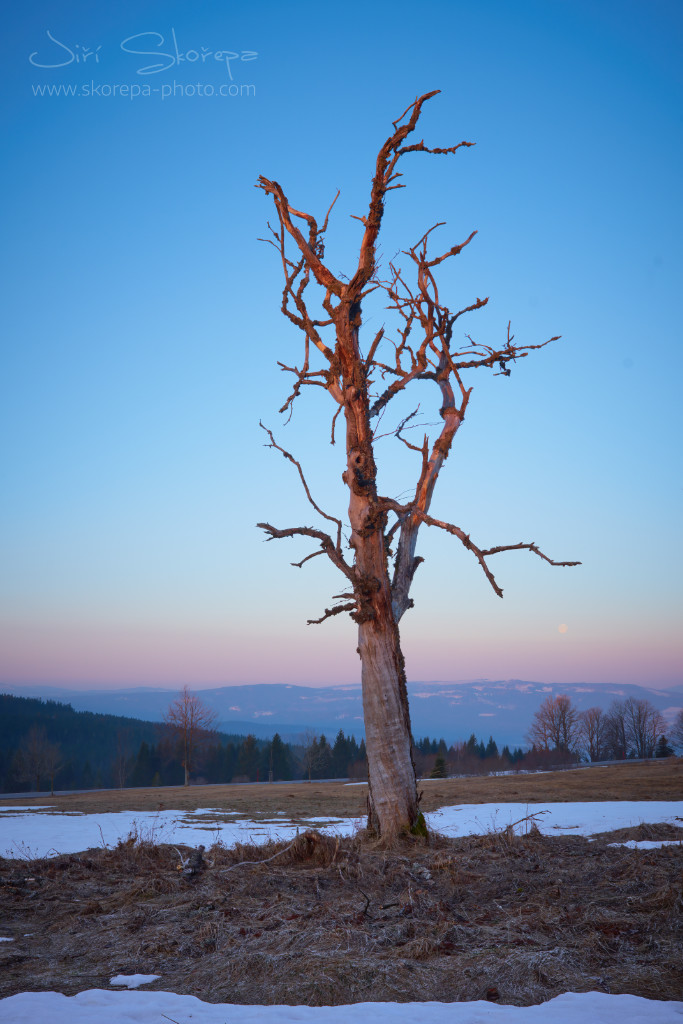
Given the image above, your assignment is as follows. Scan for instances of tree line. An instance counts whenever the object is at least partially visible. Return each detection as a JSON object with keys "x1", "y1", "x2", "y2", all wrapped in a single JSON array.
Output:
[
  {"x1": 2, "y1": 691, "x2": 679, "y2": 794},
  {"x1": 526, "y1": 694, "x2": 682, "y2": 762},
  {"x1": 413, "y1": 734, "x2": 526, "y2": 779}
]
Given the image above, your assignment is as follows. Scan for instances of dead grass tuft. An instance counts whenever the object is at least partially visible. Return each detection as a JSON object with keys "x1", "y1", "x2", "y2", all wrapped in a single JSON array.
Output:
[{"x1": 592, "y1": 822, "x2": 683, "y2": 844}]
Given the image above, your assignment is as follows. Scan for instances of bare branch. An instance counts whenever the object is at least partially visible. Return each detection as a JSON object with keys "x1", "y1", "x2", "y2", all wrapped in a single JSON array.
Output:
[
  {"x1": 330, "y1": 404, "x2": 342, "y2": 445},
  {"x1": 423, "y1": 229, "x2": 478, "y2": 268},
  {"x1": 364, "y1": 328, "x2": 385, "y2": 372},
  {"x1": 321, "y1": 190, "x2": 341, "y2": 233},
  {"x1": 291, "y1": 549, "x2": 325, "y2": 569},
  {"x1": 417, "y1": 511, "x2": 580, "y2": 598},
  {"x1": 380, "y1": 496, "x2": 579, "y2": 601},
  {"x1": 260, "y1": 422, "x2": 343, "y2": 553},
  {"x1": 307, "y1": 602, "x2": 357, "y2": 626},
  {"x1": 257, "y1": 177, "x2": 343, "y2": 297},
  {"x1": 257, "y1": 521, "x2": 354, "y2": 582},
  {"x1": 349, "y1": 92, "x2": 474, "y2": 297},
  {"x1": 481, "y1": 541, "x2": 582, "y2": 568}
]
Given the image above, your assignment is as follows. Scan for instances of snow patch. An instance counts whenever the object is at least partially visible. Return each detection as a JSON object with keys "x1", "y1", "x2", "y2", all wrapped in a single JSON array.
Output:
[
  {"x1": 1, "y1": 802, "x2": 681, "y2": 858},
  {"x1": 0, "y1": 989, "x2": 681, "y2": 1024},
  {"x1": 608, "y1": 840, "x2": 683, "y2": 850},
  {"x1": 109, "y1": 974, "x2": 159, "y2": 989}
]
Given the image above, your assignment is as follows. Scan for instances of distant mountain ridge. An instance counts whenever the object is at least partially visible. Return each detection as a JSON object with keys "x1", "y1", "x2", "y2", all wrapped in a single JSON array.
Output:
[{"x1": 3, "y1": 680, "x2": 681, "y2": 748}]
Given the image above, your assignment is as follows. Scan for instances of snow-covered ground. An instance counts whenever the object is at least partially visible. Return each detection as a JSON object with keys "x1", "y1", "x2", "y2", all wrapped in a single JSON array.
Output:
[
  {"x1": 1, "y1": 800, "x2": 681, "y2": 860},
  {"x1": 1, "y1": 989, "x2": 682, "y2": 1023},
  {"x1": 1, "y1": 801, "x2": 681, "y2": 1022}
]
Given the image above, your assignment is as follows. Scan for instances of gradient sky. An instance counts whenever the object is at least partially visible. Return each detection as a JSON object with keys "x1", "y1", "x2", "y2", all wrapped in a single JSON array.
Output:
[{"x1": 1, "y1": 0, "x2": 681, "y2": 691}]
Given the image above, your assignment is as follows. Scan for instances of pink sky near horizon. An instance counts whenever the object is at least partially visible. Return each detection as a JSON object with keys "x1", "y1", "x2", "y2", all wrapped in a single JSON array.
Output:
[{"x1": 2, "y1": 604, "x2": 681, "y2": 691}]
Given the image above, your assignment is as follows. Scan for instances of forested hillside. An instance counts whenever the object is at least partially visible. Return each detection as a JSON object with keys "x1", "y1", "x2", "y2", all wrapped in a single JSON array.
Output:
[
  {"x1": 0, "y1": 695, "x2": 368, "y2": 792},
  {"x1": 0, "y1": 695, "x2": 254, "y2": 792},
  {"x1": 1, "y1": 694, "x2": 547, "y2": 793}
]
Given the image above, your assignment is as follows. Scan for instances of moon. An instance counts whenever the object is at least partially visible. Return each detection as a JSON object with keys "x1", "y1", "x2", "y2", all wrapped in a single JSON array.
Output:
[{"x1": 558, "y1": 623, "x2": 568, "y2": 634}]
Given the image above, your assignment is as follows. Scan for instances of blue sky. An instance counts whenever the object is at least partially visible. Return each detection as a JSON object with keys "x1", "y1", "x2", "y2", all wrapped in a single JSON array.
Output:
[{"x1": 1, "y1": 0, "x2": 681, "y2": 689}]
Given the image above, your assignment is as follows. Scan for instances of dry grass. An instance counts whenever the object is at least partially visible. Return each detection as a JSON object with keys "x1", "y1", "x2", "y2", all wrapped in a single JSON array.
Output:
[
  {"x1": 1, "y1": 761, "x2": 681, "y2": 1006},
  {"x1": 0, "y1": 824, "x2": 681, "y2": 1006},
  {"x1": 1, "y1": 758, "x2": 681, "y2": 819}
]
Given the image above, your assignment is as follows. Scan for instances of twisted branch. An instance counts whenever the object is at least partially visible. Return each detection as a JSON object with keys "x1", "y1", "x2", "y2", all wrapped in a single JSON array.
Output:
[{"x1": 381, "y1": 497, "x2": 580, "y2": 601}]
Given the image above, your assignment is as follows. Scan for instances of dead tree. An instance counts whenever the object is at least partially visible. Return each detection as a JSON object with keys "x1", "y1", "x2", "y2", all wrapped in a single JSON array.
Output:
[{"x1": 257, "y1": 91, "x2": 579, "y2": 837}]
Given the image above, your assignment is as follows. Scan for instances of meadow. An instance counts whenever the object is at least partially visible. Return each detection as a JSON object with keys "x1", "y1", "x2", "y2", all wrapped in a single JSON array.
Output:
[
  {"x1": 1, "y1": 757, "x2": 680, "y2": 818},
  {"x1": 1, "y1": 760, "x2": 681, "y2": 1010}
]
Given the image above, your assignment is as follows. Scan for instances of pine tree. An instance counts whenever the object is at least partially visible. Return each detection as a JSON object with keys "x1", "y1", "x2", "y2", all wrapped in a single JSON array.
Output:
[
  {"x1": 466, "y1": 733, "x2": 479, "y2": 758},
  {"x1": 238, "y1": 735, "x2": 260, "y2": 781},
  {"x1": 332, "y1": 729, "x2": 354, "y2": 777},
  {"x1": 268, "y1": 733, "x2": 293, "y2": 780},
  {"x1": 655, "y1": 735, "x2": 673, "y2": 758},
  {"x1": 316, "y1": 735, "x2": 332, "y2": 779},
  {"x1": 131, "y1": 742, "x2": 152, "y2": 787},
  {"x1": 485, "y1": 736, "x2": 499, "y2": 759}
]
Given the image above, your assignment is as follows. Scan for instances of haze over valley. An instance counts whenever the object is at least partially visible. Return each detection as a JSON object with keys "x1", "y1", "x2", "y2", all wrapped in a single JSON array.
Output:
[{"x1": 4, "y1": 679, "x2": 681, "y2": 749}]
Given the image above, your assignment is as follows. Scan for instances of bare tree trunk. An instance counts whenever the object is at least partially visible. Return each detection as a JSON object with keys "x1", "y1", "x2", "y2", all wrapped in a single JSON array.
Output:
[
  {"x1": 339, "y1": 312, "x2": 419, "y2": 836},
  {"x1": 359, "y1": 613, "x2": 418, "y2": 834}
]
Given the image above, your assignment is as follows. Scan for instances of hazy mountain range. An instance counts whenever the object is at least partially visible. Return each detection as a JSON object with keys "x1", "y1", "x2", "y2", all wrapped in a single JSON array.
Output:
[{"x1": 3, "y1": 680, "x2": 681, "y2": 749}]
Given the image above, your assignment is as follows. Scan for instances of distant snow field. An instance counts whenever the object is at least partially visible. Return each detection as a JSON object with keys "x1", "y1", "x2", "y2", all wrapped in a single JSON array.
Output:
[{"x1": 1, "y1": 800, "x2": 681, "y2": 860}]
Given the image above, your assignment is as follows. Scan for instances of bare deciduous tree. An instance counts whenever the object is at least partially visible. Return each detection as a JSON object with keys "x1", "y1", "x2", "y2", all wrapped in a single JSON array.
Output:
[
  {"x1": 603, "y1": 698, "x2": 666, "y2": 759},
  {"x1": 622, "y1": 697, "x2": 665, "y2": 759},
  {"x1": 604, "y1": 700, "x2": 628, "y2": 759},
  {"x1": 164, "y1": 685, "x2": 217, "y2": 787},
  {"x1": 527, "y1": 695, "x2": 581, "y2": 754},
  {"x1": 13, "y1": 726, "x2": 60, "y2": 793},
  {"x1": 257, "y1": 91, "x2": 579, "y2": 836},
  {"x1": 578, "y1": 706, "x2": 608, "y2": 762}
]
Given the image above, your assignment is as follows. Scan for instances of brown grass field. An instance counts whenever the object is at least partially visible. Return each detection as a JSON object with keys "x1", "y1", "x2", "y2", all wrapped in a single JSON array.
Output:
[
  {"x1": 1, "y1": 757, "x2": 681, "y2": 819},
  {"x1": 1, "y1": 760, "x2": 682, "y2": 1007}
]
